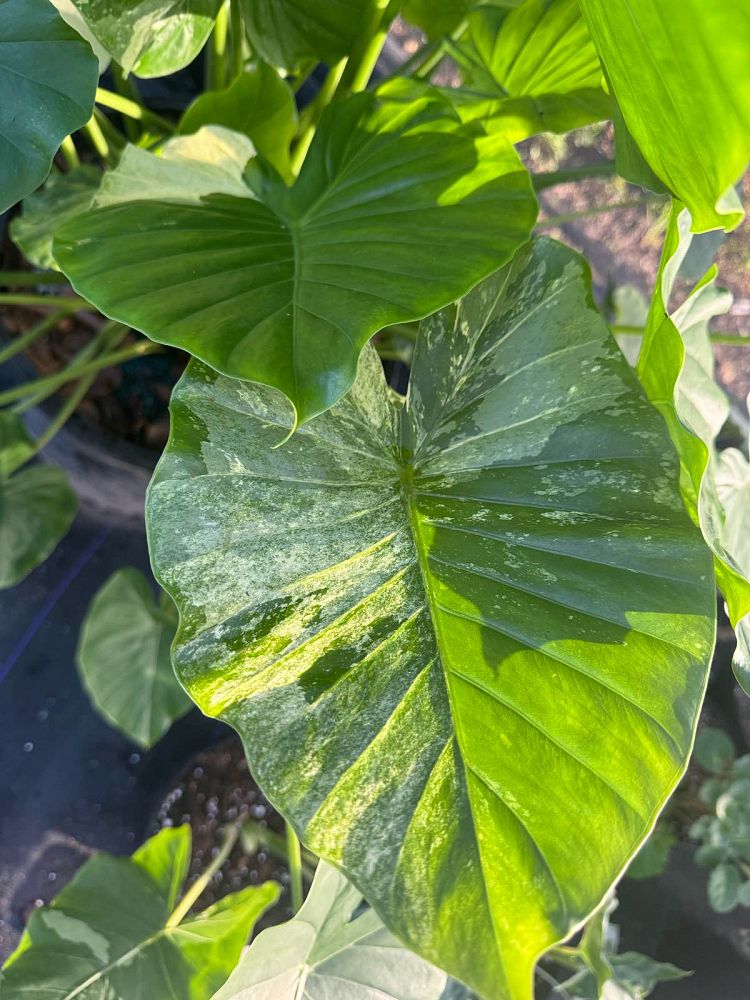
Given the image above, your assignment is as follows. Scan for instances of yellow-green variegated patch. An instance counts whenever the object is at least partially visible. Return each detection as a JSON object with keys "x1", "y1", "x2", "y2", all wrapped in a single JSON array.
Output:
[{"x1": 147, "y1": 238, "x2": 716, "y2": 1000}]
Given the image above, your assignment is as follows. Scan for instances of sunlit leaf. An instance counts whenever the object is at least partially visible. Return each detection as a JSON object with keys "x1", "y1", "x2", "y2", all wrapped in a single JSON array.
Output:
[
  {"x1": 56, "y1": 85, "x2": 537, "y2": 425},
  {"x1": 77, "y1": 568, "x2": 192, "y2": 748},
  {"x1": 212, "y1": 862, "x2": 450, "y2": 999},
  {"x1": 0, "y1": 0, "x2": 97, "y2": 214},
  {"x1": 0, "y1": 826, "x2": 280, "y2": 998},
  {"x1": 579, "y1": 0, "x2": 750, "y2": 231},
  {"x1": 147, "y1": 238, "x2": 715, "y2": 1000},
  {"x1": 69, "y1": 0, "x2": 223, "y2": 77}
]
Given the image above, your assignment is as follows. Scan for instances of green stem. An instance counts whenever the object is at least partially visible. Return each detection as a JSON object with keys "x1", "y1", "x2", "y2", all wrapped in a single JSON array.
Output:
[
  {"x1": 285, "y1": 823, "x2": 304, "y2": 913},
  {"x1": 83, "y1": 115, "x2": 110, "y2": 162},
  {"x1": 0, "y1": 293, "x2": 87, "y2": 309},
  {"x1": 413, "y1": 17, "x2": 468, "y2": 81},
  {"x1": 612, "y1": 324, "x2": 750, "y2": 346},
  {"x1": 230, "y1": 0, "x2": 244, "y2": 78},
  {"x1": 95, "y1": 87, "x2": 173, "y2": 133},
  {"x1": 291, "y1": 57, "x2": 348, "y2": 173},
  {"x1": 94, "y1": 108, "x2": 127, "y2": 157},
  {"x1": 0, "y1": 271, "x2": 70, "y2": 288},
  {"x1": 338, "y1": 0, "x2": 391, "y2": 96},
  {"x1": 537, "y1": 197, "x2": 661, "y2": 228},
  {"x1": 241, "y1": 820, "x2": 317, "y2": 878},
  {"x1": 381, "y1": 39, "x2": 440, "y2": 84},
  {"x1": 59, "y1": 135, "x2": 79, "y2": 170},
  {"x1": 166, "y1": 824, "x2": 241, "y2": 928},
  {"x1": 293, "y1": 60, "x2": 318, "y2": 94},
  {"x1": 532, "y1": 160, "x2": 617, "y2": 191},
  {"x1": 0, "y1": 310, "x2": 69, "y2": 366},
  {"x1": 0, "y1": 339, "x2": 160, "y2": 408},
  {"x1": 31, "y1": 369, "x2": 98, "y2": 454},
  {"x1": 208, "y1": 2, "x2": 230, "y2": 90}
]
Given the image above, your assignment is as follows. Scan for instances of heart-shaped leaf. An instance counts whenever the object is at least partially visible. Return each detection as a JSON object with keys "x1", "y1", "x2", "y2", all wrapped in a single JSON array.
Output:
[
  {"x1": 0, "y1": 825, "x2": 280, "y2": 998},
  {"x1": 0, "y1": 463, "x2": 77, "y2": 589},
  {"x1": 212, "y1": 861, "x2": 451, "y2": 999},
  {"x1": 147, "y1": 238, "x2": 715, "y2": 999},
  {"x1": 446, "y1": 0, "x2": 611, "y2": 139},
  {"x1": 69, "y1": 0, "x2": 223, "y2": 77},
  {"x1": 77, "y1": 568, "x2": 192, "y2": 748},
  {"x1": 0, "y1": 0, "x2": 98, "y2": 214},
  {"x1": 179, "y1": 62, "x2": 298, "y2": 181},
  {"x1": 578, "y1": 0, "x2": 750, "y2": 231},
  {"x1": 239, "y1": 0, "x2": 371, "y2": 71},
  {"x1": 56, "y1": 86, "x2": 537, "y2": 425}
]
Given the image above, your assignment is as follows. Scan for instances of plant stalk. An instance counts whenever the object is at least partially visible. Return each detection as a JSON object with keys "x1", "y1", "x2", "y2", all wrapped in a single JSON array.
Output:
[
  {"x1": 532, "y1": 161, "x2": 617, "y2": 191},
  {"x1": 413, "y1": 17, "x2": 468, "y2": 81},
  {"x1": 0, "y1": 293, "x2": 88, "y2": 310},
  {"x1": 95, "y1": 88, "x2": 173, "y2": 133},
  {"x1": 166, "y1": 823, "x2": 241, "y2": 928},
  {"x1": 537, "y1": 197, "x2": 661, "y2": 228},
  {"x1": 83, "y1": 115, "x2": 111, "y2": 162},
  {"x1": 208, "y1": 1, "x2": 230, "y2": 90},
  {"x1": 291, "y1": 57, "x2": 348, "y2": 173},
  {"x1": 59, "y1": 135, "x2": 80, "y2": 169},
  {"x1": 285, "y1": 823, "x2": 304, "y2": 913},
  {"x1": 0, "y1": 310, "x2": 69, "y2": 367},
  {"x1": 0, "y1": 271, "x2": 71, "y2": 288},
  {"x1": 230, "y1": 0, "x2": 244, "y2": 78},
  {"x1": 612, "y1": 324, "x2": 750, "y2": 346},
  {"x1": 338, "y1": 0, "x2": 391, "y2": 96}
]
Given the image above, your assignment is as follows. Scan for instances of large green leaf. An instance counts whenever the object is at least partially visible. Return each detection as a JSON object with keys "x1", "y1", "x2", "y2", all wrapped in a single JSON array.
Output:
[
  {"x1": 0, "y1": 825, "x2": 280, "y2": 998},
  {"x1": 636, "y1": 205, "x2": 750, "y2": 656},
  {"x1": 0, "y1": 0, "x2": 98, "y2": 214},
  {"x1": 10, "y1": 165, "x2": 100, "y2": 271},
  {"x1": 179, "y1": 62, "x2": 298, "y2": 181},
  {"x1": 0, "y1": 463, "x2": 77, "y2": 589},
  {"x1": 239, "y1": 0, "x2": 371, "y2": 72},
  {"x1": 77, "y1": 568, "x2": 192, "y2": 748},
  {"x1": 56, "y1": 86, "x2": 537, "y2": 425},
  {"x1": 578, "y1": 0, "x2": 750, "y2": 232},
  {"x1": 69, "y1": 0, "x2": 223, "y2": 77},
  {"x1": 213, "y1": 861, "x2": 451, "y2": 999},
  {"x1": 446, "y1": 0, "x2": 611, "y2": 140},
  {"x1": 147, "y1": 238, "x2": 715, "y2": 1000},
  {"x1": 403, "y1": 0, "x2": 469, "y2": 40}
]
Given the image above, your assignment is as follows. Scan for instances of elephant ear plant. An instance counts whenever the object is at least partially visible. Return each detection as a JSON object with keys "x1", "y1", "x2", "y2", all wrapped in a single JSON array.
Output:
[{"x1": 0, "y1": 0, "x2": 749, "y2": 998}]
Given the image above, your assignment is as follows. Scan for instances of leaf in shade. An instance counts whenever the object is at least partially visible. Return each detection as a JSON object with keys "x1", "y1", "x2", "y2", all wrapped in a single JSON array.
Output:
[
  {"x1": 0, "y1": 0, "x2": 98, "y2": 214},
  {"x1": 0, "y1": 826, "x2": 280, "y2": 998},
  {"x1": 147, "y1": 237, "x2": 715, "y2": 999},
  {"x1": 55, "y1": 85, "x2": 537, "y2": 425},
  {"x1": 77, "y1": 568, "x2": 192, "y2": 748},
  {"x1": 402, "y1": 0, "x2": 469, "y2": 40},
  {"x1": 579, "y1": 0, "x2": 750, "y2": 231}
]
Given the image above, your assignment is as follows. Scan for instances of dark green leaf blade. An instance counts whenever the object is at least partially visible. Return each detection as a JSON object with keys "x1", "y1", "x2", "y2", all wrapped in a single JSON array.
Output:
[
  {"x1": 0, "y1": 826, "x2": 280, "y2": 998},
  {"x1": 56, "y1": 88, "x2": 537, "y2": 424},
  {"x1": 579, "y1": 0, "x2": 750, "y2": 231},
  {"x1": 0, "y1": 0, "x2": 98, "y2": 214},
  {"x1": 147, "y1": 238, "x2": 715, "y2": 999},
  {"x1": 69, "y1": 0, "x2": 223, "y2": 77},
  {"x1": 77, "y1": 568, "x2": 192, "y2": 748}
]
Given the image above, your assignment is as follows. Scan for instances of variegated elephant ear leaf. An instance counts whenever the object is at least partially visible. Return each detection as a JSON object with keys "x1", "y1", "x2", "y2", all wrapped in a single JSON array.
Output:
[{"x1": 147, "y1": 238, "x2": 715, "y2": 1000}]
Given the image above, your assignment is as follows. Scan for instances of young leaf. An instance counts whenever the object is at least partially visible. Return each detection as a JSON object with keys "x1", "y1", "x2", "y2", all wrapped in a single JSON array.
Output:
[
  {"x1": 0, "y1": 826, "x2": 280, "y2": 998},
  {"x1": 212, "y1": 861, "x2": 450, "y2": 999},
  {"x1": 0, "y1": 411, "x2": 35, "y2": 478},
  {"x1": 707, "y1": 863, "x2": 741, "y2": 913},
  {"x1": 77, "y1": 568, "x2": 192, "y2": 748},
  {"x1": 578, "y1": 0, "x2": 750, "y2": 231},
  {"x1": 446, "y1": 0, "x2": 611, "y2": 139},
  {"x1": 147, "y1": 238, "x2": 715, "y2": 1000},
  {"x1": 693, "y1": 726, "x2": 735, "y2": 773},
  {"x1": 68, "y1": 0, "x2": 223, "y2": 77},
  {"x1": 55, "y1": 86, "x2": 537, "y2": 425},
  {"x1": 239, "y1": 0, "x2": 372, "y2": 72},
  {"x1": 0, "y1": 465, "x2": 77, "y2": 589},
  {"x1": 636, "y1": 205, "x2": 750, "y2": 687},
  {"x1": 0, "y1": 0, "x2": 98, "y2": 214},
  {"x1": 179, "y1": 62, "x2": 298, "y2": 181},
  {"x1": 10, "y1": 165, "x2": 100, "y2": 271}
]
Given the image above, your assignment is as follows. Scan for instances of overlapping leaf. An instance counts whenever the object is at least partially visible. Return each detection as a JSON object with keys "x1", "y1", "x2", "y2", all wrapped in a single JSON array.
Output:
[
  {"x1": 579, "y1": 0, "x2": 750, "y2": 231},
  {"x1": 0, "y1": 826, "x2": 279, "y2": 998},
  {"x1": 403, "y1": 0, "x2": 469, "y2": 40},
  {"x1": 446, "y1": 0, "x2": 611, "y2": 140},
  {"x1": 212, "y1": 862, "x2": 451, "y2": 999},
  {"x1": 77, "y1": 568, "x2": 192, "y2": 748},
  {"x1": 0, "y1": 0, "x2": 98, "y2": 214},
  {"x1": 56, "y1": 85, "x2": 537, "y2": 424},
  {"x1": 69, "y1": 0, "x2": 223, "y2": 77},
  {"x1": 147, "y1": 238, "x2": 715, "y2": 999}
]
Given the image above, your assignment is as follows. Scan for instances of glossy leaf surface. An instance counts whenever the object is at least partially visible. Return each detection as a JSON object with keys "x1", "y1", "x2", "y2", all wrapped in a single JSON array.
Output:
[
  {"x1": 579, "y1": 0, "x2": 750, "y2": 231},
  {"x1": 0, "y1": 464, "x2": 76, "y2": 589},
  {"x1": 77, "y1": 568, "x2": 192, "y2": 748},
  {"x1": 69, "y1": 0, "x2": 222, "y2": 77},
  {"x1": 239, "y1": 0, "x2": 371, "y2": 71},
  {"x1": 10, "y1": 165, "x2": 99, "y2": 271},
  {"x1": 56, "y1": 87, "x2": 537, "y2": 424},
  {"x1": 0, "y1": 0, "x2": 98, "y2": 214},
  {"x1": 213, "y1": 861, "x2": 450, "y2": 999},
  {"x1": 0, "y1": 826, "x2": 280, "y2": 998},
  {"x1": 447, "y1": 0, "x2": 610, "y2": 139},
  {"x1": 180, "y1": 63, "x2": 298, "y2": 180},
  {"x1": 148, "y1": 238, "x2": 715, "y2": 999}
]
